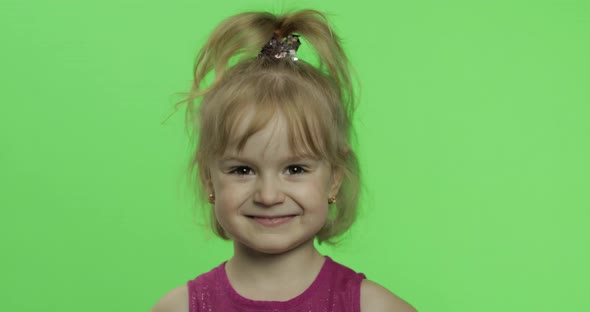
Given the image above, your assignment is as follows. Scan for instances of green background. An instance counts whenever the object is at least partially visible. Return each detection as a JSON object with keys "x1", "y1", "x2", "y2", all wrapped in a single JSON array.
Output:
[{"x1": 2, "y1": 0, "x2": 589, "y2": 311}]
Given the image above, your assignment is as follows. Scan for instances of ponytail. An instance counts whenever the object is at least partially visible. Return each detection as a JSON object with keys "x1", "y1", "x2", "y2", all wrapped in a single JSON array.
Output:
[{"x1": 185, "y1": 10, "x2": 355, "y2": 115}]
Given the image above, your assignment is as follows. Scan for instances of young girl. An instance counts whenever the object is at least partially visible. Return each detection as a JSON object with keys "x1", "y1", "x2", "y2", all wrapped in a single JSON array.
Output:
[{"x1": 153, "y1": 9, "x2": 416, "y2": 312}]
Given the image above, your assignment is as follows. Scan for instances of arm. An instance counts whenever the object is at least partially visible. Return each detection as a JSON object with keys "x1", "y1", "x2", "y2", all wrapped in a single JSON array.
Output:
[
  {"x1": 151, "y1": 285, "x2": 189, "y2": 312},
  {"x1": 360, "y1": 280, "x2": 417, "y2": 312}
]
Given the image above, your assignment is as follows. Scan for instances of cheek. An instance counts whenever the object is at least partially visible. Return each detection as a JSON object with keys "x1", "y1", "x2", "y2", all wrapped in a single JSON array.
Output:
[
  {"x1": 213, "y1": 179, "x2": 252, "y2": 209},
  {"x1": 307, "y1": 173, "x2": 333, "y2": 197},
  {"x1": 291, "y1": 177, "x2": 332, "y2": 208}
]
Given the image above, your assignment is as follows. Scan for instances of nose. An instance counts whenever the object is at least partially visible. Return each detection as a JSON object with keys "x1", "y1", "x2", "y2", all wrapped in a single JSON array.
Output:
[{"x1": 253, "y1": 174, "x2": 285, "y2": 206}]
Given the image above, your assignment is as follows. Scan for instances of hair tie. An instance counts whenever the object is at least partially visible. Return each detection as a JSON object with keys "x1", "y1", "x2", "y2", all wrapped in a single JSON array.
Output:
[{"x1": 258, "y1": 34, "x2": 301, "y2": 61}]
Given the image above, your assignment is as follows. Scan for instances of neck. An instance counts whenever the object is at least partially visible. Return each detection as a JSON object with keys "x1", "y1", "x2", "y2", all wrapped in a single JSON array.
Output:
[{"x1": 225, "y1": 239, "x2": 326, "y2": 300}]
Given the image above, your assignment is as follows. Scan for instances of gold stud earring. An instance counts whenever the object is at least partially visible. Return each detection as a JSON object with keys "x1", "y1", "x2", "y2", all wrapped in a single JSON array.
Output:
[
  {"x1": 328, "y1": 196, "x2": 337, "y2": 204},
  {"x1": 208, "y1": 193, "x2": 215, "y2": 204}
]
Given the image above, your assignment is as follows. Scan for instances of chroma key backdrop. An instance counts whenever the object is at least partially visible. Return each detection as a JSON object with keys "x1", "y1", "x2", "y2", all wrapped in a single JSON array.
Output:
[{"x1": 1, "y1": 0, "x2": 589, "y2": 311}]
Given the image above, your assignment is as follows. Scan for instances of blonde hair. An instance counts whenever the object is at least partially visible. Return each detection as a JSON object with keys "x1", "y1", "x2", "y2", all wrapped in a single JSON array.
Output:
[{"x1": 177, "y1": 10, "x2": 360, "y2": 244}]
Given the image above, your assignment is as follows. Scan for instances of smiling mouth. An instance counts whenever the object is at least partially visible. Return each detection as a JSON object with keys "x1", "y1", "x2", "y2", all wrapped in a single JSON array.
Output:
[{"x1": 247, "y1": 215, "x2": 296, "y2": 226}]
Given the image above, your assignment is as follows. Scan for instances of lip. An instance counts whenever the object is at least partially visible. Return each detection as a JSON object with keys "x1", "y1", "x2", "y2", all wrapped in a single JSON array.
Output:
[{"x1": 247, "y1": 215, "x2": 297, "y2": 227}]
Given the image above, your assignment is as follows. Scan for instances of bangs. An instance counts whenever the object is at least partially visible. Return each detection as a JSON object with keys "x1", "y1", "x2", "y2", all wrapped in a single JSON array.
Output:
[{"x1": 204, "y1": 64, "x2": 337, "y2": 161}]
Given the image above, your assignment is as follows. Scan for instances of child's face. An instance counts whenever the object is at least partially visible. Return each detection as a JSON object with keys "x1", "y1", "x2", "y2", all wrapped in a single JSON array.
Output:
[{"x1": 207, "y1": 112, "x2": 341, "y2": 255}]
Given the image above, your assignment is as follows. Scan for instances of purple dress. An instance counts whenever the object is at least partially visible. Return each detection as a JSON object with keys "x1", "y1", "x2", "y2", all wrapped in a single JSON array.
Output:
[{"x1": 187, "y1": 256, "x2": 366, "y2": 311}]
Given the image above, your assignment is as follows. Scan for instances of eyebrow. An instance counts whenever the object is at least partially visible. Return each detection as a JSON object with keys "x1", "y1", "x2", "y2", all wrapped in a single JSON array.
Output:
[{"x1": 218, "y1": 155, "x2": 319, "y2": 164}]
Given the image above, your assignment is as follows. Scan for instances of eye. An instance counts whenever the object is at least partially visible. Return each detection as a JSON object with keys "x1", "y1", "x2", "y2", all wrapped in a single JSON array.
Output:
[
  {"x1": 286, "y1": 165, "x2": 306, "y2": 175},
  {"x1": 229, "y1": 166, "x2": 254, "y2": 175}
]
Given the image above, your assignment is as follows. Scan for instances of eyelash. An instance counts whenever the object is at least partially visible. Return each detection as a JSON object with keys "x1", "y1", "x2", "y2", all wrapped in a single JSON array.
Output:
[
  {"x1": 286, "y1": 165, "x2": 306, "y2": 175},
  {"x1": 229, "y1": 166, "x2": 254, "y2": 176},
  {"x1": 228, "y1": 165, "x2": 307, "y2": 175}
]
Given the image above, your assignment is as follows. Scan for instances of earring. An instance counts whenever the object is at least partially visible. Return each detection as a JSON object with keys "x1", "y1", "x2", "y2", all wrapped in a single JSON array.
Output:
[
  {"x1": 328, "y1": 196, "x2": 337, "y2": 204},
  {"x1": 208, "y1": 193, "x2": 215, "y2": 204}
]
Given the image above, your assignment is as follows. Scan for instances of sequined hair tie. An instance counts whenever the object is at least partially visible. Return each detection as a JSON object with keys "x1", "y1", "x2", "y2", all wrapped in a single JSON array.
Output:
[{"x1": 258, "y1": 34, "x2": 301, "y2": 61}]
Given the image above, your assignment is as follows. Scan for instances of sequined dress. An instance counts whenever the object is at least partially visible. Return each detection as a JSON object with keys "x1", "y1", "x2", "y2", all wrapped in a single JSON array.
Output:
[{"x1": 187, "y1": 256, "x2": 366, "y2": 312}]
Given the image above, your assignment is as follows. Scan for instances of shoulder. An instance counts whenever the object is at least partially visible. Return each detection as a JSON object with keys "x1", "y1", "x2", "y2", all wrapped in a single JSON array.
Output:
[
  {"x1": 151, "y1": 285, "x2": 189, "y2": 312},
  {"x1": 360, "y1": 279, "x2": 417, "y2": 312}
]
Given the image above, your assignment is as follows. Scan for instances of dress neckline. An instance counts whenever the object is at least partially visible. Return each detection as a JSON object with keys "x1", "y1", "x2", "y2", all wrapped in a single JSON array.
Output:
[{"x1": 218, "y1": 255, "x2": 333, "y2": 309}]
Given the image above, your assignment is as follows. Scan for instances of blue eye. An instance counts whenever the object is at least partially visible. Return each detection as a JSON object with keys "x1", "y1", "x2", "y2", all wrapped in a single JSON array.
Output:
[
  {"x1": 286, "y1": 165, "x2": 306, "y2": 175},
  {"x1": 230, "y1": 166, "x2": 254, "y2": 175}
]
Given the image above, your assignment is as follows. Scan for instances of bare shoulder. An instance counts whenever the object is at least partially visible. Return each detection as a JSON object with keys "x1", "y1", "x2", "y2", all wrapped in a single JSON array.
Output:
[
  {"x1": 360, "y1": 279, "x2": 417, "y2": 312},
  {"x1": 151, "y1": 285, "x2": 189, "y2": 312}
]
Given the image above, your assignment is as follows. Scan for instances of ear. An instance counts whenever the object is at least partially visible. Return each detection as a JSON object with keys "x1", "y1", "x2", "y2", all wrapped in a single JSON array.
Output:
[
  {"x1": 202, "y1": 168, "x2": 214, "y2": 195},
  {"x1": 205, "y1": 180, "x2": 214, "y2": 195},
  {"x1": 329, "y1": 166, "x2": 345, "y2": 197}
]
